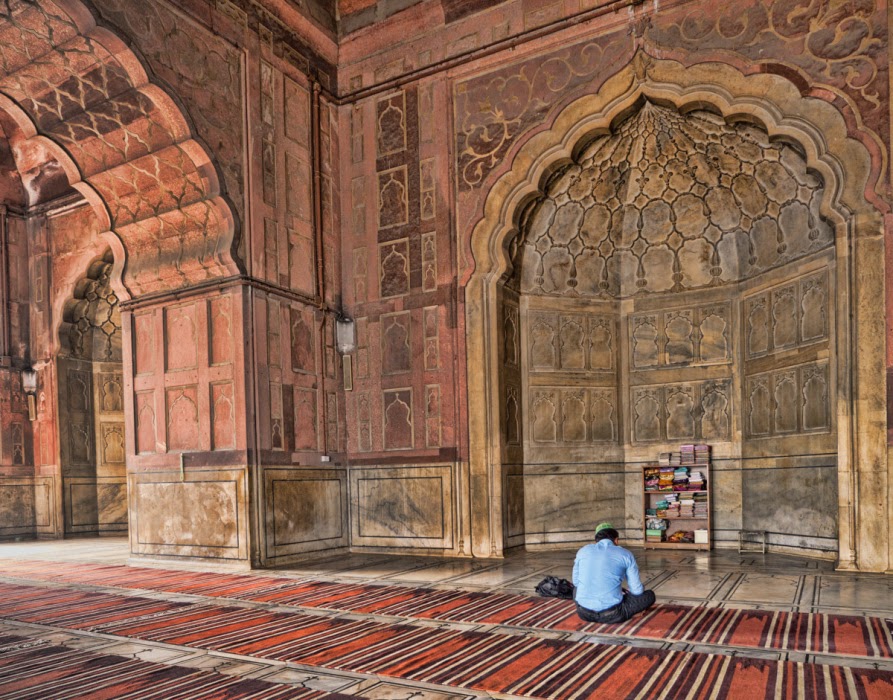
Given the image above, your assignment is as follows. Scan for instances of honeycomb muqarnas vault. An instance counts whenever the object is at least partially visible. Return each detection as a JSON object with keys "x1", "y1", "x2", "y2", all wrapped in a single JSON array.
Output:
[{"x1": 0, "y1": 0, "x2": 890, "y2": 573}]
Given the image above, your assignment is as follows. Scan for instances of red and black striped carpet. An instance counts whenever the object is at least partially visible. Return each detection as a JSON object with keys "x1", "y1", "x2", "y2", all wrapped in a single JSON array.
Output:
[
  {"x1": 2, "y1": 559, "x2": 890, "y2": 659},
  {"x1": 0, "y1": 632, "x2": 362, "y2": 699},
  {"x1": 1, "y1": 561, "x2": 892, "y2": 699}
]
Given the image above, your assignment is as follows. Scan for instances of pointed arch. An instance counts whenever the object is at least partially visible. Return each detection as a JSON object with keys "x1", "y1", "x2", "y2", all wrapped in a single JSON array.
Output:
[{"x1": 465, "y1": 54, "x2": 886, "y2": 572}]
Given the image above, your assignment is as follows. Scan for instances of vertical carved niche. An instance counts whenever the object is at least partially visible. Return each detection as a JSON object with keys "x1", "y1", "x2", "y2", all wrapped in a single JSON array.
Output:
[
  {"x1": 501, "y1": 298, "x2": 522, "y2": 455},
  {"x1": 58, "y1": 249, "x2": 126, "y2": 535}
]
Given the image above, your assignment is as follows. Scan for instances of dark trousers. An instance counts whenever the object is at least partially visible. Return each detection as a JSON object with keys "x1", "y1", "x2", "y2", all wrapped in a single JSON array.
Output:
[{"x1": 576, "y1": 589, "x2": 656, "y2": 624}]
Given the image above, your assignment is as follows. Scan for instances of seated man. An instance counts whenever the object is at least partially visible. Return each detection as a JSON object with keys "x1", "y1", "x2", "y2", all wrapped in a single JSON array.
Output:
[{"x1": 572, "y1": 522, "x2": 656, "y2": 624}]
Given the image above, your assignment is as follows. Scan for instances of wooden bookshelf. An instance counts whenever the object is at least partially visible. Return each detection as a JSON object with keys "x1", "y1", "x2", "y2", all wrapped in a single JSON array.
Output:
[{"x1": 642, "y1": 445, "x2": 711, "y2": 550}]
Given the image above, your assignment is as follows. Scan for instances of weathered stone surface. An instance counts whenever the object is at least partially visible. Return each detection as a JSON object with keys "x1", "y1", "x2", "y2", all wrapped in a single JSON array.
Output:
[
  {"x1": 131, "y1": 472, "x2": 247, "y2": 560},
  {"x1": 350, "y1": 465, "x2": 454, "y2": 549},
  {"x1": 1, "y1": 0, "x2": 890, "y2": 575}
]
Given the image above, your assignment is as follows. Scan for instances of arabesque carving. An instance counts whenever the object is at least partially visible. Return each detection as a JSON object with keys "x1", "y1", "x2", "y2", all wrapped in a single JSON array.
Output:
[
  {"x1": 456, "y1": 1, "x2": 886, "y2": 192},
  {"x1": 645, "y1": 0, "x2": 886, "y2": 130}
]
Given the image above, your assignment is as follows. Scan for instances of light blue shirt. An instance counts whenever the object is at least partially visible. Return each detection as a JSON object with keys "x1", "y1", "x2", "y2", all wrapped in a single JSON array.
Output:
[{"x1": 572, "y1": 539, "x2": 644, "y2": 612}]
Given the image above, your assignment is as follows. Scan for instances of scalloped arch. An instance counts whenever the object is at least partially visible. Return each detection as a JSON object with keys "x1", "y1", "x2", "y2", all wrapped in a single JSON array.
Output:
[
  {"x1": 0, "y1": 0, "x2": 239, "y2": 298},
  {"x1": 469, "y1": 56, "x2": 878, "y2": 288},
  {"x1": 463, "y1": 54, "x2": 887, "y2": 571}
]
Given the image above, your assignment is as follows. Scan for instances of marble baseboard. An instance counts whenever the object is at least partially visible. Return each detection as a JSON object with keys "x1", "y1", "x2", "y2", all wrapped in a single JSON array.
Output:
[
  {"x1": 63, "y1": 477, "x2": 127, "y2": 535},
  {"x1": 0, "y1": 479, "x2": 36, "y2": 536},
  {"x1": 350, "y1": 464, "x2": 455, "y2": 550},
  {"x1": 262, "y1": 467, "x2": 348, "y2": 561},
  {"x1": 129, "y1": 468, "x2": 248, "y2": 562},
  {"x1": 503, "y1": 457, "x2": 838, "y2": 555}
]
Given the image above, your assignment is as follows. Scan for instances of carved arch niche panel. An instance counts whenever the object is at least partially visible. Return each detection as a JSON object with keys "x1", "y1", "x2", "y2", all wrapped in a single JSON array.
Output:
[
  {"x1": 521, "y1": 303, "x2": 618, "y2": 455},
  {"x1": 629, "y1": 303, "x2": 731, "y2": 371},
  {"x1": 631, "y1": 379, "x2": 731, "y2": 444},
  {"x1": 58, "y1": 362, "x2": 95, "y2": 472},
  {"x1": 526, "y1": 311, "x2": 616, "y2": 374},
  {"x1": 744, "y1": 270, "x2": 830, "y2": 360},
  {"x1": 526, "y1": 387, "x2": 619, "y2": 446},
  {"x1": 745, "y1": 362, "x2": 831, "y2": 439}
]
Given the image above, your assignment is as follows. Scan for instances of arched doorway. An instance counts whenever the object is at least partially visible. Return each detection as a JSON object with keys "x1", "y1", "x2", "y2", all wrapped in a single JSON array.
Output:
[
  {"x1": 465, "y1": 56, "x2": 887, "y2": 571},
  {"x1": 57, "y1": 250, "x2": 126, "y2": 536}
]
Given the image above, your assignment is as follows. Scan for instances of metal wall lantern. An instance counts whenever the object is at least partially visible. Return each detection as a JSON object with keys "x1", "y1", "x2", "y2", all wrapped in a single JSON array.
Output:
[
  {"x1": 335, "y1": 317, "x2": 356, "y2": 391},
  {"x1": 22, "y1": 367, "x2": 37, "y2": 421}
]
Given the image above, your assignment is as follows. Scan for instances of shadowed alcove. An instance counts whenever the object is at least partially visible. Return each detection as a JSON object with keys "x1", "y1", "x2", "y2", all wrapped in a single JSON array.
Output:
[
  {"x1": 57, "y1": 249, "x2": 127, "y2": 536},
  {"x1": 498, "y1": 98, "x2": 837, "y2": 553}
]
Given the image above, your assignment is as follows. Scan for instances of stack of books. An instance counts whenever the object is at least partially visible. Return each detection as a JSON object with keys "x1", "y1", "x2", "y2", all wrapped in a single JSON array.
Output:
[
  {"x1": 673, "y1": 467, "x2": 690, "y2": 490},
  {"x1": 680, "y1": 444, "x2": 696, "y2": 466},
  {"x1": 658, "y1": 452, "x2": 681, "y2": 467},
  {"x1": 695, "y1": 444, "x2": 711, "y2": 465},
  {"x1": 680, "y1": 496, "x2": 695, "y2": 517},
  {"x1": 694, "y1": 492, "x2": 708, "y2": 519},
  {"x1": 645, "y1": 529, "x2": 665, "y2": 543},
  {"x1": 663, "y1": 493, "x2": 680, "y2": 517},
  {"x1": 646, "y1": 513, "x2": 667, "y2": 543}
]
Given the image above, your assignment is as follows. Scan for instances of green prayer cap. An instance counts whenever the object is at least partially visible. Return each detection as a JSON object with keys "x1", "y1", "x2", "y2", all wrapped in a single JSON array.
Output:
[{"x1": 594, "y1": 522, "x2": 614, "y2": 537}]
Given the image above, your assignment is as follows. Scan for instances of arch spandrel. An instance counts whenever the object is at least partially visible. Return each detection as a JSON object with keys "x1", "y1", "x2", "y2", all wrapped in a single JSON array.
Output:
[{"x1": 464, "y1": 54, "x2": 887, "y2": 572}]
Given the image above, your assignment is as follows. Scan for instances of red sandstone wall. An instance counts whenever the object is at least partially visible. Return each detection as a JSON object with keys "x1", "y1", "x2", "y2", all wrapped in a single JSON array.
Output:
[
  {"x1": 339, "y1": 0, "x2": 892, "y2": 459},
  {"x1": 4, "y1": 0, "x2": 890, "y2": 560},
  {"x1": 0, "y1": 214, "x2": 31, "y2": 477},
  {"x1": 341, "y1": 81, "x2": 459, "y2": 459}
]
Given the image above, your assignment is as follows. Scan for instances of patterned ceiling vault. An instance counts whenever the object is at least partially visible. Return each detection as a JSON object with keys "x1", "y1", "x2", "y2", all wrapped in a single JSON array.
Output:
[{"x1": 510, "y1": 101, "x2": 834, "y2": 298}]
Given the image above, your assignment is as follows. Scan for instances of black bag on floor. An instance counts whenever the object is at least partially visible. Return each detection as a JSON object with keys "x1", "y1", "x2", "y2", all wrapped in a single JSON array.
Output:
[{"x1": 534, "y1": 575, "x2": 574, "y2": 599}]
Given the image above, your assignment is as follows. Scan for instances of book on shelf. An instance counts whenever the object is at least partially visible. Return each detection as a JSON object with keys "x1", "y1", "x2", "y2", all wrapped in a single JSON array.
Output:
[{"x1": 643, "y1": 445, "x2": 711, "y2": 548}]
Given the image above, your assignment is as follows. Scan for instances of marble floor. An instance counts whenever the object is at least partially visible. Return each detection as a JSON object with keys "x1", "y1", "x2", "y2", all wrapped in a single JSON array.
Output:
[{"x1": 0, "y1": 538, "x2": 891, "y2": 699}]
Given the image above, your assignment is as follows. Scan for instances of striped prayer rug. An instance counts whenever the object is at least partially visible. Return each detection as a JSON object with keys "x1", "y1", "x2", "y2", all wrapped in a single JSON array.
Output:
[
  {"x1": 0, "y1": 580, "x2": 890, "y2": 700},
  {"x1": 2, "y1": 559, "x2": 890, "y2": 660},
  {"x1": 0, "y1": 632, "x2": 362, "y2": 699}
]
